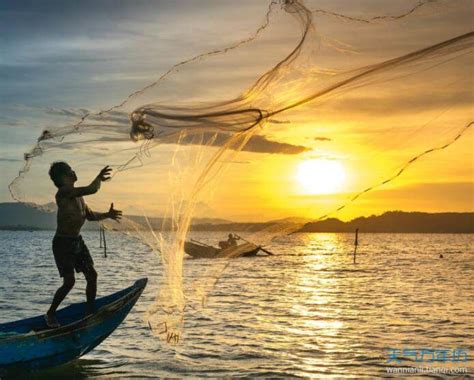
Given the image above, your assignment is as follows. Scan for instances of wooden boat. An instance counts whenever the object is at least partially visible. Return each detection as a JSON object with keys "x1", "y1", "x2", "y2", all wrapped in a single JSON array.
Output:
[
  {"x1": 184, "y1": 241, "x2": 261, "y2": 258},
  {"x1": 0, "y1": 278, "x2": 147, "y2": 372}
]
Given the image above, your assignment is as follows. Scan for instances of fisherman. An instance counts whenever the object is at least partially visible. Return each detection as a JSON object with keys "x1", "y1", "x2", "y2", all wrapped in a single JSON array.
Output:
[
  {"x1": 227, "y1": 233, "x2": 240, "y2": 247},
  {"x1": 45, "y1": 162, "x2": 122, "y2": 328},
  {"x1": 219, "y1": 233, "x2": 240, "y2": 249}
]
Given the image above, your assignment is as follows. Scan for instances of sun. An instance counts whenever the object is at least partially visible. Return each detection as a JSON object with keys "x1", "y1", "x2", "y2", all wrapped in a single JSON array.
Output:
[{"x1": 296, "y1": 159, "x2": 346, "y2": 194}]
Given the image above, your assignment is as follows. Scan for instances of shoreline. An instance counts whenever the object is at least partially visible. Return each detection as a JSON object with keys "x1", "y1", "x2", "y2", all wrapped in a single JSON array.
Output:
[{"x1": 1, "y1": 228, "x2": 473, "y2": 234}]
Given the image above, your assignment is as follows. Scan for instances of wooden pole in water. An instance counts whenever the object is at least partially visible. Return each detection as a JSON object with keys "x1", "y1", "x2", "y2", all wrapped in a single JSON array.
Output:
[
  {"x1": 99, "y1": 226, "x2": 107, "y2": 258},
  {"x1": 353, "y1": 228, "x2": 359, "y2": 264},
  {"x1": 99, "y1": 225, "x2": 103, "y2": 248},
  {"x1": 103, "y1": 227, "x2": 107, "y2": 258}
]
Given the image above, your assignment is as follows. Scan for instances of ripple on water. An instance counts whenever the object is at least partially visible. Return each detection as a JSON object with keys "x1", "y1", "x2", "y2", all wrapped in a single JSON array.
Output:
[{"x1": 0, "y1": 231, "x2": 473, "y2": 378}]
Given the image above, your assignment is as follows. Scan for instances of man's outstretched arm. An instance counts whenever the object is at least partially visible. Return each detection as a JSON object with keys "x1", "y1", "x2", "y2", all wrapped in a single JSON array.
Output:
[
  {"x1": 59, "y1": 166, "x2": 112, "y2": 198},
  {"x1": 86, "y1": 203, "x2": 122, "y2": 222}
]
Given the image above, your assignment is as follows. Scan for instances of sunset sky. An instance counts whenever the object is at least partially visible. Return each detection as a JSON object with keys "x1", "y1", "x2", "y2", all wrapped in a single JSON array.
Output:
[{"x1": 0, "y1": 0, "x2": 472, "y2": 222}]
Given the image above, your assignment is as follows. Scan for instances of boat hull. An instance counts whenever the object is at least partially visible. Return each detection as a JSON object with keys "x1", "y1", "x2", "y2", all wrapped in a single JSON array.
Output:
[
  {"x1": 185, "y1": 242, "x2": 260, "y2": 259},
  {"x1": 0, "y1": 278, "x2": 147, "y2": 371}
]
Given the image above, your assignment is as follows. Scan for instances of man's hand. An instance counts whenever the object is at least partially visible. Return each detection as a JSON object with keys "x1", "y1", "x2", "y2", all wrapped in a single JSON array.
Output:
[
  {"x1": 108, "y1": 203, "x2": 122, "y2": 222},
  {"x1": 98, "y1": 166, "x2": 112, "y2": 182}
]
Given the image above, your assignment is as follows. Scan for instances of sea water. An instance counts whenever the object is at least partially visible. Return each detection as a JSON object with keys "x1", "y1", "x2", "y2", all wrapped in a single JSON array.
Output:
[{"x1": 0, "y1": 230, "x2": 472, "y2": 378}]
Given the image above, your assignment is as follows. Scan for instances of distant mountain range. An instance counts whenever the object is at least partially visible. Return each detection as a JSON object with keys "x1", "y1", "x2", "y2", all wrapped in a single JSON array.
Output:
[
  {"x1": 296, "y1": 211, "x2": 474, "y2": 233},
  {"x1": 0, "y1": 202, "x2": 231, "y2": 231},
  {"x1": 0, "y1": 202, "x2": 472, "y2": 233}
]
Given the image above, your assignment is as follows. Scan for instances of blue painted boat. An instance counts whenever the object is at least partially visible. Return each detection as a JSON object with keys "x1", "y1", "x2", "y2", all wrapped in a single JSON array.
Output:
[{"x1": 0, "y1": 278, "x2": 147, "y2": 371}]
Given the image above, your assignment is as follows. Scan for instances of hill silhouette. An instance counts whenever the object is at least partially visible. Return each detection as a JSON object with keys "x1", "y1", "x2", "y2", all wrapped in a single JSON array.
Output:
[
  {"x1": 0, "y1": 202, "x2": 230, "y2": 231},
  {"x1": 296, "y1": 211, "x2": 473, "y2": 233},
  {"x1": 0, "y1": 203, "x2": 472, "y2": 233}
]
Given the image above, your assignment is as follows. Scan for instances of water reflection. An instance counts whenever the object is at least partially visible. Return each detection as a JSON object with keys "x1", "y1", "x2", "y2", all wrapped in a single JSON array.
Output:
[{"x1": 0, "y1": 231, "x2": 472, "y2": 378}]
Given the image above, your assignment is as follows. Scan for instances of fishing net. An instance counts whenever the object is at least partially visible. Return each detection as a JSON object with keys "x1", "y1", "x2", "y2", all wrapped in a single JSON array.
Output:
[{"x1": 8, "y1": 0, "x2": 473, "y2": 343}]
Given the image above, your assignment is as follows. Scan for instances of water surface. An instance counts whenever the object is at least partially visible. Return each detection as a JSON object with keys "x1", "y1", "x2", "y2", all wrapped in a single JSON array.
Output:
[{"x1": 0, "y1": 231, "x2": 472, "y2": 378}]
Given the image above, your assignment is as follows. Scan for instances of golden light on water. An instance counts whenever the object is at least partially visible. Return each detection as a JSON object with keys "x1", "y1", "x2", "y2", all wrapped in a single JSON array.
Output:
[{"x1": 296, "y1": 159, "x2": 346, "y2": 195}]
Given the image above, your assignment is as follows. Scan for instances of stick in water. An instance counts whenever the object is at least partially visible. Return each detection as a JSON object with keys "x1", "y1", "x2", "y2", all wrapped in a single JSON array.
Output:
[
  {"x1": 259, "y1": 247, "x2": 275, "y2": 256},
  {"x1": 102, "y1": 226, "x2": 107, "y2": 258},
  {"x1": 99, "y1": 226, "x2": 103, "y2": 248},
  {"x1": 353, "y1": 228, "x2": 359, "y2": 264}
]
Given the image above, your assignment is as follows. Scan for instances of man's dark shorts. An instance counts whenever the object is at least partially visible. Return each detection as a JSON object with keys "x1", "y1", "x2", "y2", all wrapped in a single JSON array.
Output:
[{"x1": 52, "y1": 235, "x2": 95, "y2": 277}]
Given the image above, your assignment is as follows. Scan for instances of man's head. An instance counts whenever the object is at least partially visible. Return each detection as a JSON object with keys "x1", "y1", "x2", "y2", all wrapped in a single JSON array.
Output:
[
  {"x1": 49, "y1": 161, "x2": 77, "y2": 188},
  {"x1": 228, "y1": 233, "x2": 233, "y2": 239}
]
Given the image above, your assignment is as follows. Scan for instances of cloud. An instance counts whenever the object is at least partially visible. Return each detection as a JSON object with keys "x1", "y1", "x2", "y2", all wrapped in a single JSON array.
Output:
[
  {"x1": 45, "y1": 108, "x2": 129, "y2": 124},
  {"x1": 218, "y1": 160, "x2": 250, "y2": 164},
  {"x1": 314, "y1": 136, "x2": 331, "y2": 141},
  {"x1": 176, "y1": 132, "x2": 310, "y2": 155},
  {"x1": 268, "y1": 119, "x2": 291, "y2": 124},
  {"x1": 318, "y1": 85, "x2": 473, "y2": 117},
  {"x1": 292, "y1": 182, "x2": 474, "y2": 207},
  {"x1": 242, "y1": 134, "x2": 310, "y2": 155},
  {"x1": 45, "y1": 108, "x2": 89, "y2": 118},
  {"x1": 44, "y1": 107, "x2": 129, "y2": 124},
  {"x1": 0, "y1": 118, "x2": 23, "y2": 127},
  {"x1": 25, "y1": 128, "x2": 310, "y2": 158},
  {"x1": 36, "y1": 107, "x2": 311, "y2": 155},
  {"x1": 369, "y1": 182, "x2": 474, "y2": 202},
  {"x1": 0, "y1": 157, "x2": 21, "y2": 162}
]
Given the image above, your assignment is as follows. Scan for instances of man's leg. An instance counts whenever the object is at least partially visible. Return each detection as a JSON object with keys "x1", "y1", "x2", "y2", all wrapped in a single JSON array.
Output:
[
  {"x1": 84, "y1": 267, "x2": 98, "y2": 316},
  {"x1": 46, "y1": 273, "x2": 75, "y2": 326}
]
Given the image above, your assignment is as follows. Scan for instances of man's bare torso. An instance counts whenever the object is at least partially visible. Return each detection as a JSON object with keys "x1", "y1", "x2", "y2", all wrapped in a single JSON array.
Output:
[{"x1": 56, "y1": 192, "x2": 87, "y2": 236}]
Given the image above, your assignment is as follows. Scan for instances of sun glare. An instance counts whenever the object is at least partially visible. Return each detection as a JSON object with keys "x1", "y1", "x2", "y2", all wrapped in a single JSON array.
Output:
[{"x1": 296, "y1": 159, "x2": 346, "y2": 195}]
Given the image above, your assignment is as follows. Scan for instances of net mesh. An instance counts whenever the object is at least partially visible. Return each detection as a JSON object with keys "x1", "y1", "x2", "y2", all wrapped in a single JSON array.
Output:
[{"x1": 8, "y1": 0, "x2": 473, "y2": 343}]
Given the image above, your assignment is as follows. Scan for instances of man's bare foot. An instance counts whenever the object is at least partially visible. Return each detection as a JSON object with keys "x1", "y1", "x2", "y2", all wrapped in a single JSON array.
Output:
[
  {"x1": 85, "y1": 305, "x2": 95, "y2": 318},
  {"x1": 44, "y1": 312, "x2": 60, "y2": 328}
]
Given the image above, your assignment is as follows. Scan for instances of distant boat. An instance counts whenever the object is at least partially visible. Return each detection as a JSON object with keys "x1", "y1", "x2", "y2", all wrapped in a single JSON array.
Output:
[
  {"x1": 184, "y1": 241, "x2": 261, "y2": 258},
  {"x1": 0, "y1": 278, "x2": 147, "y2": 372}
]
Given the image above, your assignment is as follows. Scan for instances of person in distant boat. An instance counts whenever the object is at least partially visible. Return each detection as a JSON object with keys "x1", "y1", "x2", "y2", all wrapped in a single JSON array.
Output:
[
  {"x1": 45, "y1": 162, "x2": 122, "y2": 328},
  {"x1": 227, "y1": 233, "x2": 240, "y2": 247},
  {"x1": 219, "y1": 233, "x2": 240, "y2": 249}
]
